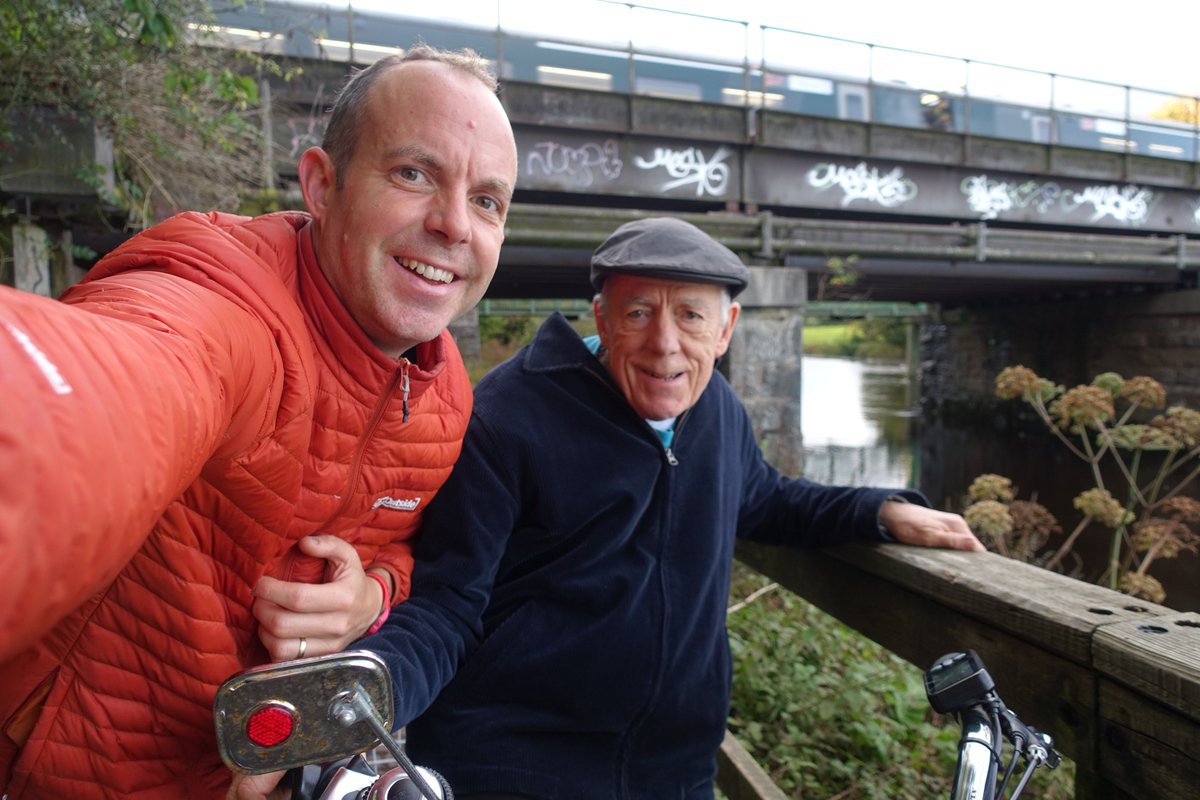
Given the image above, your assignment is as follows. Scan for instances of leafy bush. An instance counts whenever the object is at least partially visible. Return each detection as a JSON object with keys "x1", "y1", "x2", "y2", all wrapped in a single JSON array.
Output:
[{"x1": 2, "y1": 0, "x2": 277, "y2": 224}]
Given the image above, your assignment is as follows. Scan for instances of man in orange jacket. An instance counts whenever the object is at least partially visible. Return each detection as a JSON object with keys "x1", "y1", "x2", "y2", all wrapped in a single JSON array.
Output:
[{"x1": 0, "y1": 45, "x2": 517, "y2": 798}]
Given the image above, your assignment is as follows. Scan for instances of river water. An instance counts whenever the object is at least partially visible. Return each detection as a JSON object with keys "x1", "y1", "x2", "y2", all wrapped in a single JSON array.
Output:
[{"x1": 800, "y1": 356, "x2": 917, "y2": 490}]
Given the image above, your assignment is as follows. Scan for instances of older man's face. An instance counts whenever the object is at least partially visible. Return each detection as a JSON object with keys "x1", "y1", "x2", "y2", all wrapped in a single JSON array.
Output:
[{"x1": 594, "y1": 274, "x2": 739, "y2": 421}]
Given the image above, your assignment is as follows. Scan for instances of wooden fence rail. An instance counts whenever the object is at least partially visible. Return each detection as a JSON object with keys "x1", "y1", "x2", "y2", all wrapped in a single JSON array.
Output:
[{"x1": 726, "y1": 541, "x2": 1200, "y2": 799}]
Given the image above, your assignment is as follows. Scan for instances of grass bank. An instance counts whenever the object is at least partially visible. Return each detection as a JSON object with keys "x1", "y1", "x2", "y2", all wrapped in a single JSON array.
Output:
[{"x1": 804, "y1": 319, "x2": 909, "y2": 359}]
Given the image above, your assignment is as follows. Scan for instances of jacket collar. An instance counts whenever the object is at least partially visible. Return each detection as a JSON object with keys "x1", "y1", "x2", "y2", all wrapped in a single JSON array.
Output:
[
  {"x1": 522, "y1": 312, "x2": 601, "y2": 375},
  {"x1": 297, "y1": 220, "x2": 447, "y2": 397}
]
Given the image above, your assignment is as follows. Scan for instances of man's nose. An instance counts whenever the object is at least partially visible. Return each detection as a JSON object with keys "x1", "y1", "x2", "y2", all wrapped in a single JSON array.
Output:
[
  {"x1": 425, "y1": 189, "x2": 472, "y2": 245},
  {"x1": 648, "y1": 315, "x2": 681, "y2": 353}
]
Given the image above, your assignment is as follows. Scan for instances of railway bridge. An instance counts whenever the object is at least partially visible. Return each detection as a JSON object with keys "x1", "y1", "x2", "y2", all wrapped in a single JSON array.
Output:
[
  {"x1": 170, "y1": 2, "x2": 1200, "y2": 471},
  {"x1": 5, "y1": 0, "x2": 1200, "y2": 473}
]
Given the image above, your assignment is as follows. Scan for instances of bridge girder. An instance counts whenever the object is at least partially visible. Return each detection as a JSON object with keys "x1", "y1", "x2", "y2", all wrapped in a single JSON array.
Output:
[{"x1": 493, "y1": 204, "x2": 1199, "y2": 307}]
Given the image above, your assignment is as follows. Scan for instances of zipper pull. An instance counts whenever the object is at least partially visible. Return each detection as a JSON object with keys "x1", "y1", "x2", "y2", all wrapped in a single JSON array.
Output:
[
  {"x1": 400, "y1": 366, "x2": 411, "y2": 422},
  {"x1": 665, "y1": 446, "x2": 678, "y2": 466}
]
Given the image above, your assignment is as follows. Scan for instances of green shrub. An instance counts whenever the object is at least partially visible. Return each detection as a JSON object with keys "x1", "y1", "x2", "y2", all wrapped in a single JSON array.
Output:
[{"x1": 725, "y1": 562, "x2": 1074, "y2": 799}]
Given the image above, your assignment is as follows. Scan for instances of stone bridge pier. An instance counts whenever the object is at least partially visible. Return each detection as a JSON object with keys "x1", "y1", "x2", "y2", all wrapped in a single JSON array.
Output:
[{"x1": 726, "y1": 266, "x2": 808, "y2": 477}]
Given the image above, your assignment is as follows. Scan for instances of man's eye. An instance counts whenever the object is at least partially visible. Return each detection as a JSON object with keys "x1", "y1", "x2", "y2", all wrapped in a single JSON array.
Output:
[
  {"x1": 396, "y1": 167, "x2": 424, "y2": 182},
  {"x1": 475, "y1": 196, "x2": 498, "y2": 211}
]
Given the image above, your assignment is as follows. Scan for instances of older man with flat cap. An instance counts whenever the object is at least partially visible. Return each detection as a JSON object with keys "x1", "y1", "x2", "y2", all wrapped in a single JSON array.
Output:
[{"x1": 358, "y1": 216, "x2": 983, "y2": 800}]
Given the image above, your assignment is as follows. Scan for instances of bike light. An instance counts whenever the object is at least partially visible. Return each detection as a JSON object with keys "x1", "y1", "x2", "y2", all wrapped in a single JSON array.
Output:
[{"x1": 246, "y1": 703, "x2": 297, "y2": 748}]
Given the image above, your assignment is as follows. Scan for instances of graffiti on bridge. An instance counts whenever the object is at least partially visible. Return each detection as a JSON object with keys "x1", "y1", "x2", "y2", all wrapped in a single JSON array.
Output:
[
  {"x1": 805, "y1": 161, "x2": 918, "y2": 208},
  {"x1": 633, "y1": 145, "x2": 731, "y2": 197},
  {"x1": 961, "y1": 175, "x2": 1061, "y2": 220},
  {"x1": 523, "y1": 138, "x2": 732, "y2": 198},
  {"x1": 962, "y1": 174, "x2": 1155, "y2": 225},
  {"x1": 524, "y1": 140, "x2": 623, "y2": 188}
]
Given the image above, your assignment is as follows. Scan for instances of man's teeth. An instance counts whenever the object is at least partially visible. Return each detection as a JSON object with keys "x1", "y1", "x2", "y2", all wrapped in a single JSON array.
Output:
[{"x1": 399, "y1": 258, "x2": 453, "y2": 284}]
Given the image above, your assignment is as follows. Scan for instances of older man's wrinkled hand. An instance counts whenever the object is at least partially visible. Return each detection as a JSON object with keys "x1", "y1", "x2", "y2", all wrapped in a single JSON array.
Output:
[{"x1": 880, "y1": 501, "x2": 985, "y2": 552}]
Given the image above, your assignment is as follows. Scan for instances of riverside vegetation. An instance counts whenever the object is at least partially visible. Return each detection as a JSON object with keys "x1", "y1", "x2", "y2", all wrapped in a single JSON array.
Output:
[
  {"x1": 802, "y1": 319, "x2": 907, "y2": 359},
  {"x1": 724, "y1": 563, "x2": 1074, "y2": 799},
  {"x1": 963, "y1": 367, "x2": 1200, "y2": 605}
]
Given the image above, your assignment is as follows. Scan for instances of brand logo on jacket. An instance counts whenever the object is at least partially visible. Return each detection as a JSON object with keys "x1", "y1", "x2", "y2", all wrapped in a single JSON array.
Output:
[
  {"x1": 372, "y1": 496, "x2": 421, "y2": 512},
  {"x1": 5, "y1": 321, "x2": 73, "y2": 395}
]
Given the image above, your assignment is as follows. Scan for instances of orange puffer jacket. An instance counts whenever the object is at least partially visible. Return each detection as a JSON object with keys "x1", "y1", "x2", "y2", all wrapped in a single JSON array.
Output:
[{"x1": 0, "y1": 211, "x2": 472, "y2": 798}]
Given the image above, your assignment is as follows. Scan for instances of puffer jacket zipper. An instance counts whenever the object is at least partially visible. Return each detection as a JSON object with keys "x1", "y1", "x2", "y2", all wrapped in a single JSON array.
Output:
[{"x1": 324, "y1": 360, "x2": 410, "y2": 525}]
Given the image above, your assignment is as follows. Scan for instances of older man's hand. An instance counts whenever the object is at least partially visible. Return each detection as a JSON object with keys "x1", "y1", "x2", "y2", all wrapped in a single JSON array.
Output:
[{"x1": 879, "y1": 501, "x2": 985, "y2": 552}]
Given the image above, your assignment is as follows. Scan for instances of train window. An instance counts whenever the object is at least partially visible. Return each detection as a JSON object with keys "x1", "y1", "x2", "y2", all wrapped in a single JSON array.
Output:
[
  {"x1": 189, "y1": 23, "x2": 287, "y2": 57},
  {"x1": 636, "y1": 76, "x2": 703, "y2": 102},
  {"x1": 538, "y1": 65, "x2": 614, "y2": 92},
  {"x1": 316, "y1": 40, "x2": 402, "y2": 64},
  {"x1": 788, "y1": 76, "x2": 834, "y2": 96},
  {"x1": 1129, "y1": 122, "x2": 1194, "y2": 159}
]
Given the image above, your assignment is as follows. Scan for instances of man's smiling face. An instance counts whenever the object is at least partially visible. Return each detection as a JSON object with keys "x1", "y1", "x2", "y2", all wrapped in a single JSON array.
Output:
[
  {"x1": 301, "y1": 60, "x2": 517, "y2": 357},
  {"x1": 595, "y1": 273, "x2": 739, "y2": 421}
]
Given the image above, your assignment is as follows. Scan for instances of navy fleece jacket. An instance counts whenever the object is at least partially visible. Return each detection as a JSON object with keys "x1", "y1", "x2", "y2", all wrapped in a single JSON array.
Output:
[{"x1": 362, "y1": 312, "x2": 924, "y2": 800}]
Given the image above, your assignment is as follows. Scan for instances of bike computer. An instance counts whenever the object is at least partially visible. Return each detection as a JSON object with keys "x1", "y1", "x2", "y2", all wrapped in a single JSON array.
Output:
[{"x1": 925, "y1": 650, "x2": 995, "y2": 714}]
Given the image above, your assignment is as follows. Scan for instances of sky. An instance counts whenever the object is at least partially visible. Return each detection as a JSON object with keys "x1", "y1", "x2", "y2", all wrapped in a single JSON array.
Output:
[{"x1": 326, "y1": 0, "x2": 1200, "y2": 98}]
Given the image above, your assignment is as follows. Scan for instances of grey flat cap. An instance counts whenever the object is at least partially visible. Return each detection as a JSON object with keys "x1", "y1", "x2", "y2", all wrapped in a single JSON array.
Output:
[{"x1": 590, "y1": 217, "x2": 750, "y2": 297}]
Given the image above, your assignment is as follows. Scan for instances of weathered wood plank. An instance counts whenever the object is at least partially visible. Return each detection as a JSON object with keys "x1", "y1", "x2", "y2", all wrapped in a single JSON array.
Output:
[
  {"x1": 1093, "y1": 612, "x2": 1200, "y2": 723},
  {"x1": 1096, "y1": 679, "x2": 1200, "y2": 798},
  {"x1": 739, "y1": 541, "x2": 1172, "y2": 665},
  {"x1": 716, "y1": 730, "x2": 791, "y2": 800}
]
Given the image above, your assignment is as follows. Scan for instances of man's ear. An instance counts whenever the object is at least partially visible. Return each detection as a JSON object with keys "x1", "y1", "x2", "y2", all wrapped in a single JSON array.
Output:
[
  {"x1": 297, "y1": 147, "x2": 336, "y2": 223},
  {"x1": 714, "y1": 301, "x2": 741, "y2": 358},
  {"x1": 592, "y1": 295, "x2": 608, "y2": 346}
]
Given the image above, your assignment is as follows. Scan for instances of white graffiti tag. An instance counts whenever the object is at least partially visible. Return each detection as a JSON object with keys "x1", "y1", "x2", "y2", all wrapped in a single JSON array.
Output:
[
  {"x1": 961, "y1": 175, "x2": 1061, "y2": 220},
  {"x1": 806, "y1": 162, "x2": 917, "y2": 208},
  {"x1": 526, "y1": 140, "x2": 623, "y2": 188},
  {"x1": 1064, "y1": 184, "x2": 1153, "y2": 225},
  {"x1": 634, "y1": 146, "x2": 730, "y2": 197}
]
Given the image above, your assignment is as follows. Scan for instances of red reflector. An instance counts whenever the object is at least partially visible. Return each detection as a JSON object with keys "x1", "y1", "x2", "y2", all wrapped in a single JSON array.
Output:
[{"x1": 246, "y1": 704, "x2": 295, "y2": 747}]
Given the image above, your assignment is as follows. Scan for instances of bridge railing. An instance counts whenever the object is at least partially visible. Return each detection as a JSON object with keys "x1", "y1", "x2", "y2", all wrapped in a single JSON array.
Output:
[
  {"x1": 730, "y1": 539, "x2": 1200, "y2": 799},
  {"x1": 502, "y1": 203, "x2": 1200, "y2": 273},
  {"x1": 756, "y1": 24, "x2": 1200, "y2": 163},
  {"x1": 211, "y1": 1, "x2": 1200, "y2": 165}
]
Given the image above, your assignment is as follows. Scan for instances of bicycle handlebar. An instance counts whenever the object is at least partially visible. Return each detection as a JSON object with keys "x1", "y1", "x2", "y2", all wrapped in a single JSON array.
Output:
[{"x1": 926, "y1": 651, "x2": 1060, "y2": 800}]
